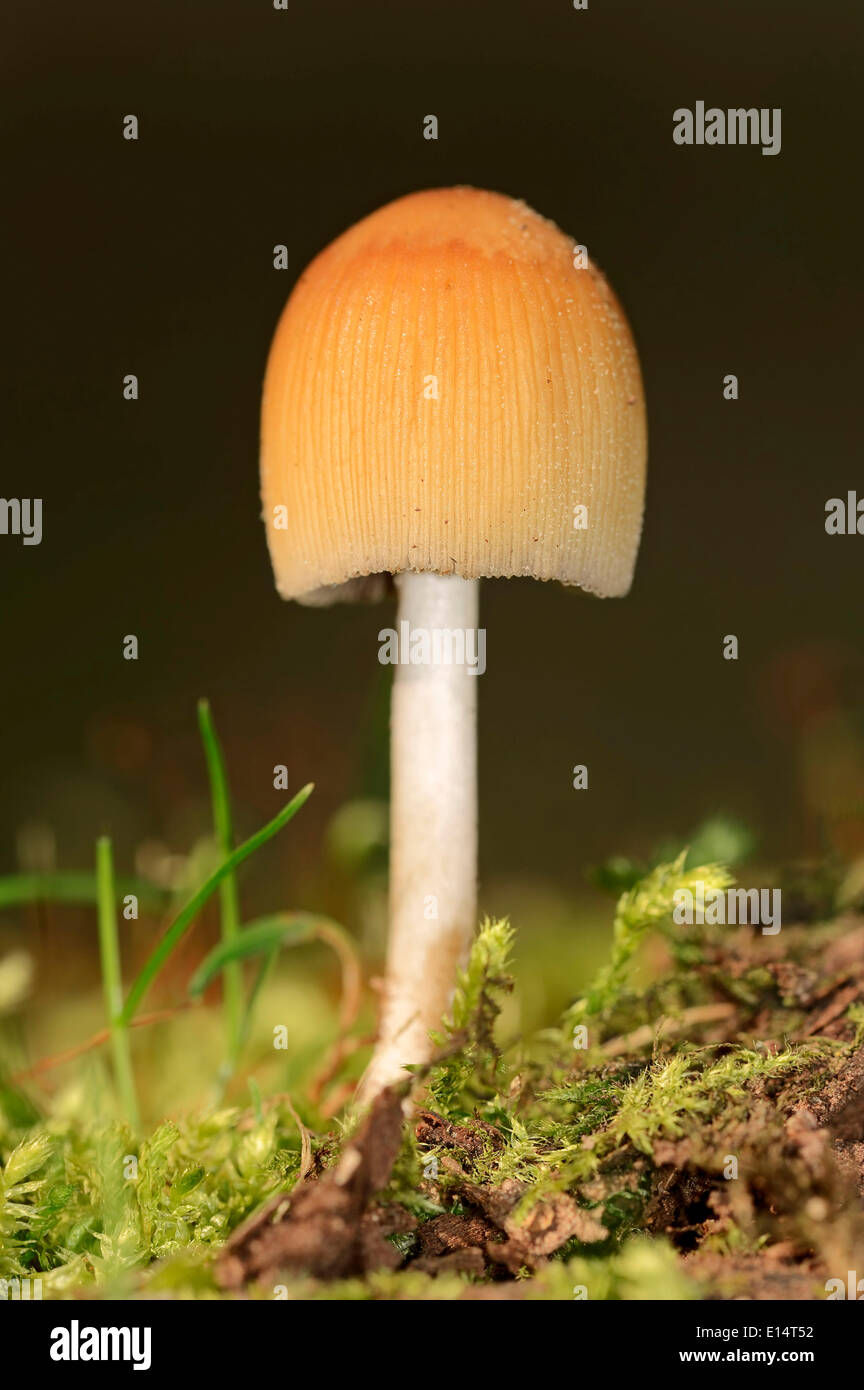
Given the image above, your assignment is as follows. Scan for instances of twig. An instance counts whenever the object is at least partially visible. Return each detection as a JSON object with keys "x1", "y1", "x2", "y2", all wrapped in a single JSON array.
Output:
[
  {"x1": 305, "y1": 923, "x2": 364, "y2": 1104},
  {"x1": 12, "y1": 1003, "x2": 193, "y2": 1082},
  {"x1": 314, "y1": 921, "x2": 362, "y2": 1031},
  {"x1": 321, "y1": 1077, "x2": 359, "y2": 1118},
  {"x1": 601, "y1": 1002, "x2": 737, "y2": 1057},
  {"x1": 283, "y1": 1092, "x2": 314, "y2": 1183}
]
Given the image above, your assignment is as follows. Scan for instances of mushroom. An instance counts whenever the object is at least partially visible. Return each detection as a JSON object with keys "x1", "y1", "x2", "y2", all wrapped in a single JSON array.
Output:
[{"x1": 260, "y1": 187, "x2": 646, "y2": 1100}]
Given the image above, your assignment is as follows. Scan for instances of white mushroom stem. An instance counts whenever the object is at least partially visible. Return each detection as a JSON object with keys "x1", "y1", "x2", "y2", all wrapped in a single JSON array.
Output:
[{"x1": 358, "y1": 572, "x2": 479, "y2": 1102}]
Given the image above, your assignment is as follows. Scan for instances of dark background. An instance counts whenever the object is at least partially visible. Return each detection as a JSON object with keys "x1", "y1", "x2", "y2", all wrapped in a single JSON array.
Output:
[{"x1": 2, "y1": 0, "x2": 863, "y2": 953}]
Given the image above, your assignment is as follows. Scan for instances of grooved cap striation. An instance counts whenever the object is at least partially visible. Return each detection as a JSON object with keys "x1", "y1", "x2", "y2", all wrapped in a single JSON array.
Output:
[{"x1": 261, "y1": 186, "x2": 647, "y2": 603}]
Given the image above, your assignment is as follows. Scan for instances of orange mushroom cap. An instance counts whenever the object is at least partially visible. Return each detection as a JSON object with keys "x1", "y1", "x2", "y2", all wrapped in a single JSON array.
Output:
[{"x1": 261, "y1": 186, "x2": 646, "y2": 604}]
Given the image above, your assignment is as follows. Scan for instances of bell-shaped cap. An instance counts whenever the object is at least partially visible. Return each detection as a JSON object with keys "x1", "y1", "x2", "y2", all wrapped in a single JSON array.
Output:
[{"x1": 261, "y1": 186, "x2": 646, "y2": 604}]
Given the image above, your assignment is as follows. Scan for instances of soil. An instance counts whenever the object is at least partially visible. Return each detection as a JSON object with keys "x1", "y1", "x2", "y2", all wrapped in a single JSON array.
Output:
[{"x1": 214, "y1": 914, "x2": 864, "y2": 1300}]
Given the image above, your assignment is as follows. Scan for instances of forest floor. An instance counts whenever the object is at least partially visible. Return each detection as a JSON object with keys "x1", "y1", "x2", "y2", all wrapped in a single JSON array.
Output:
[{"x1": 3, "y1": 856, "x2": 864, "y2": 1301}]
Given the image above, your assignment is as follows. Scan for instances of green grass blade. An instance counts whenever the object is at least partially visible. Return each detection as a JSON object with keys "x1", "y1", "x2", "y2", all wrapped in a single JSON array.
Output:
[
  {"x1": 0, "y1": 873, "x2": 165, "y2": 911},
  {"x1": 187, "y1": 915, "x2": 318, "y2": 997},
  {"x1": 197, "y1": 699, "x2": 243, "y2": 1065},
  {"x1": 237, "y1": 948, "x2": 280, "y2": 1056},
  {"x1": 189, "y1": 912, "x2": 359, "y2": 1057},
  {"x1": 120, "y1": 783, "x2": 314, "y2": 1027},
  {"x1": 96, "y1": 838, "x2": 140, "y2": 1128}
]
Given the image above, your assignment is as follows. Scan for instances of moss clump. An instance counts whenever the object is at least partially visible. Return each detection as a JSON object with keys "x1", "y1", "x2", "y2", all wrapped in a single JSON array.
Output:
[{"x1": 2, "y1": 855, "x2": 864, "y2": 1300}]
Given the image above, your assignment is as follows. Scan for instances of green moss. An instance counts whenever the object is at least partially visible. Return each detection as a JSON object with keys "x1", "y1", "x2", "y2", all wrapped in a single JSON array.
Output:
[
  {"x1": 0, "y1": 1099, "x2": 309, "y2": 1290},
  {"x1": 533, "y1": 1237, "x2": 699, "y2": 1301},
  {"x1": 3, "y1": 855, "x2": 863, "y2": 1301}
]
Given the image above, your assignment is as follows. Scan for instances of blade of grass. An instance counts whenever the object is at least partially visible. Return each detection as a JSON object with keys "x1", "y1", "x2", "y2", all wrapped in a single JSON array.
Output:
[
  {"x1": 197, "y1": 699, "x2": 243, "y2": 1066},
  {"x1": 189, "y1": 912, "x2": 362, "y2": 1085},
  {"x1": 0, "y1": 872, "x2": 165, "y2": 911},
  {"x1": 236, "y1": 948, "x2": 280, "y2": 1055},
  {"x1": 120, "y1": 783, "x2": 314, "y2": 1026},
  {"x1": 187, "y1": 915, "x2": 318, "y2": 996},
  {"x1": 96, "y1": 837, "x2": 140, "y2": 1128}
]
